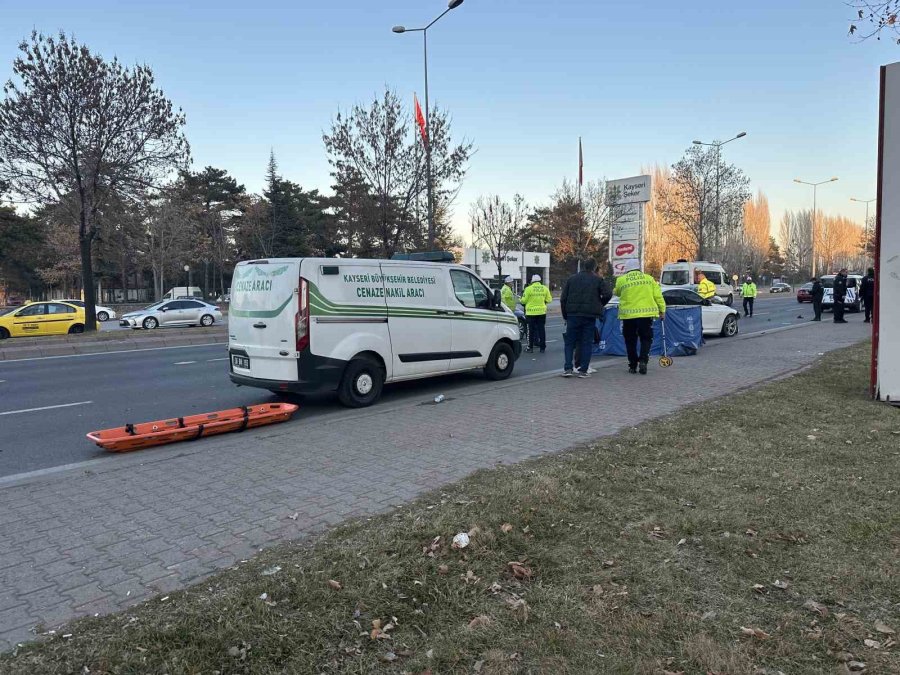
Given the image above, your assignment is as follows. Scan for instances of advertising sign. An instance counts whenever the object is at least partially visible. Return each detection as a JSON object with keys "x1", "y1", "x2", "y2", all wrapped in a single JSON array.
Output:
[
  {"x1": 608, "y1": 175, "x2": 652, "y2": 275},
  {"x1": 875, "y1": 61, "x2": 900, "y2": 403},
  {"x1": 607, "y1": 175, "x2": 652, "y2": 205}
]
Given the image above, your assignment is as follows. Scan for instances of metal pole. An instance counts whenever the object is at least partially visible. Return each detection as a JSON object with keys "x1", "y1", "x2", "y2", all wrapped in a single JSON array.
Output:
[
  {"x1": 423, "y1": 29, "x2": 435, "y2": 249},
  {"x1": 865, "y1": 201, "x2": 870, "y2": 266},
  {"x1": 811, "y1": 185, "x2": 817, "y2": 278},
  {"x1": 715, "y1": 142, "x2": 721, "y2": 253}
]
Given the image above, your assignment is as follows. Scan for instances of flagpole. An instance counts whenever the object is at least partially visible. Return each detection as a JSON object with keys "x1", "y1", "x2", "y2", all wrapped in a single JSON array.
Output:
[{"x1": 577, "y1": 137, "x2": 583, "y2": 272}]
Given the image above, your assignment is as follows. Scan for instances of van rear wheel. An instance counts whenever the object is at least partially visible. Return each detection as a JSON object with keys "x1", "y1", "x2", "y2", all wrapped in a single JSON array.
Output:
[
  {"x1": 484, "y1": 341, "x2": 515, "y2": 381},
  {"x1": 338, "y1": 357, "x2": 384, "y2": 408}
]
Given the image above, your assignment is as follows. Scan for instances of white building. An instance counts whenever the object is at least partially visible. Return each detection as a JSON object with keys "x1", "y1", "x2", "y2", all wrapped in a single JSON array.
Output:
[{"x1": 461, "y1": 249, "x2": 551, "y2": 291}]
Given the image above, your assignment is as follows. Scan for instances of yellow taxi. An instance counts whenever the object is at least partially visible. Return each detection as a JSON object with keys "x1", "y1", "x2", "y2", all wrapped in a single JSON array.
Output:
[{"x1": 0, "y1": 301, "x2": 99, "y2": 339}]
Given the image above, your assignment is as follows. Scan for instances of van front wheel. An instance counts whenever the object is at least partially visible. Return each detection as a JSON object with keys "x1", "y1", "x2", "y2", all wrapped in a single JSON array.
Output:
[
  {"x1": 338, "y1": 357, "x2": 384, "y2": 408},
  {"x1": 484, "y1": 342, "x2": 515, "y2": 381}
]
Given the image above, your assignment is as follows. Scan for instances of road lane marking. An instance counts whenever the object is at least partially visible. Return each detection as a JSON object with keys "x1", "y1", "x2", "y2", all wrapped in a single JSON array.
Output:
[
  {"x1": 0, "y1": 401, "x2": 92, "y2": 416},
  {"x1": 207, "y1": 357, "x2": 229, "y2": 362},
  {"x1": 0, "y1": 343, "x2": 225, "y2": 364},
  {"x1": 174, "y1": 361, "x2": 197, "y2": 365}
]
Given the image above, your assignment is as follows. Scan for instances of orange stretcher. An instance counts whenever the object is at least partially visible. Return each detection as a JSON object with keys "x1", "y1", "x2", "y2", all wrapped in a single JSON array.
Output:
[{"x1": 86, "y1": 403, "x2": 299, "y2": 453}]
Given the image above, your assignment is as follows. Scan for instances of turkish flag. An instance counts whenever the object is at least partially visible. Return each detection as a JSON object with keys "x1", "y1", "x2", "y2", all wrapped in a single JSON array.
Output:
[{"x1": 414, "y1": 94, "x2": 427, "y2": 144}]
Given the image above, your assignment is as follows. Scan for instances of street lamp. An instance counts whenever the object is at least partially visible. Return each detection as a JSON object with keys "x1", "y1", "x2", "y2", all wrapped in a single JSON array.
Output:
[
  {"x1": 392, "y1": 0, "x2": 465, "y2": 249},
  {"x1": 184, "y1": 264, "x2": 192, "y2": 290},
  {"x1": 794, "y1": 177, "x2": 838, "y2": 277},
  {"x1": 692, "y1": 132, "x2": 747, "y2": 258},
  {"x1": 850, "y1": 197, "x2": 876, "y2": 266}
]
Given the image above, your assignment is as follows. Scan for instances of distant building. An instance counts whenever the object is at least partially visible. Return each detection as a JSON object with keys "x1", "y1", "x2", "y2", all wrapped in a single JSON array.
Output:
[{"x1": 461, "y1": 249, "x2": 551, "y2": 291}]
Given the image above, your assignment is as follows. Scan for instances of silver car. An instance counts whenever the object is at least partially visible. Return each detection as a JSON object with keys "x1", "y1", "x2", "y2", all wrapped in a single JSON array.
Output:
[{"x1": 121, "y1": 299, "x2": 223, "y2": 330}]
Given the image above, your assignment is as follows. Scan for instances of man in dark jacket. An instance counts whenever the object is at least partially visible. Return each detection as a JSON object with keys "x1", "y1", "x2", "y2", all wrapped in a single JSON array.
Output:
[
  {"x1": 560, "y1": 258, "x2": 612, "y2": 377},
  {"x1": 810, "y1": 277, "x2": 824, "y2": 321},
  {"x1": 861, "y1": 267, "x2": 875, "y2": 323},
  {"x1": 833, "y1": 268, "x2": 849, "y2": 324}
]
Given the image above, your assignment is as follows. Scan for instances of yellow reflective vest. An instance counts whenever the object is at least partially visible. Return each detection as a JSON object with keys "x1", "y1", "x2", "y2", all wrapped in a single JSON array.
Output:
[
  {"x1": 697, "y1": 278, "x2": 716, "y2": 299},
  {"x1": 741, "y1": 282, "x2": 757, "y2": 298},
  {"x1": 520, "y1": 282, "x2": 552, "y2": 316},
  {"x1": 501, "y1": 284, "x2": 518, "y2": 312},
  {"x1": 614, "y1": 271, "x2": 666, "y2": 319}
]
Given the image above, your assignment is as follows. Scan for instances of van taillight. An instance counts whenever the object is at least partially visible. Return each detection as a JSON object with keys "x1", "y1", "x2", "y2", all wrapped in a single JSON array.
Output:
[{"x1": 296, "y1": 277, "x2": 310, "y2": 353}]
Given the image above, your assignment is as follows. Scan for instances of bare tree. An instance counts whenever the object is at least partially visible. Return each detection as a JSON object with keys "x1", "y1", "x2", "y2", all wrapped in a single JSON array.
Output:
[
  {"x1": 145, "y1": 188, "x2": 195, "y2": 301},
  {"x1": 471, "y1": 194, "x2": 527, "y2": 281},
  {"x1": 0, "y1": 32, "x2": 189, "y2": 329},
  {"x1": 323, "y1": 87, "x2": 472, "y2": 256},
  {"x1": 656, "y1": 144, "x2": 750, "y2": 260},
  {"x1": 849, "y1": 1, "x2": 900, "y2": 43}
]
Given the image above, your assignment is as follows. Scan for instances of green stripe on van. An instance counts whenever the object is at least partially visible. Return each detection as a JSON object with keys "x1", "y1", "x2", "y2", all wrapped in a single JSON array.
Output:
[{"x1": 230, "y1": 295, "x2": 294, "y2": 319}]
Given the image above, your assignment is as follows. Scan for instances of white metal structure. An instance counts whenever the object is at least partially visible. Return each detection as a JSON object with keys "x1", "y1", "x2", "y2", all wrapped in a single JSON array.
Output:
[{"x1": 659, "y1": 261, "x2": 734, "y2": 305}]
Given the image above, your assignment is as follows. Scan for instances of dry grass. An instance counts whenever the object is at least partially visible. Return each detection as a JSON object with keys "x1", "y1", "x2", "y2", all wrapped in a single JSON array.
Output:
[{"x1": 1, "y1": 342, "x2": 898, "y2": 674}]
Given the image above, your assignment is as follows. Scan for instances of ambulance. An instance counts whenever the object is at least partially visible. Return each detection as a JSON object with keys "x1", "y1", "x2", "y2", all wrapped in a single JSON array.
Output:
[{"x1": 228, "y1": 254, "x2": 522, "y2": 407}]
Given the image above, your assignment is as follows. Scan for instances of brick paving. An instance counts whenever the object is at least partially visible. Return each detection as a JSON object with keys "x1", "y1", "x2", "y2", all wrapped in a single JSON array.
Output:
[{"x1": 0, "y1": 320, "x2": 870, "y2": 650}]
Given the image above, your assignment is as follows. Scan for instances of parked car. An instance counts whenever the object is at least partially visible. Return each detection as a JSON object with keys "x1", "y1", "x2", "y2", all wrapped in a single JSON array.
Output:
[
  {"x1": 0, "y1": 301, "x2": 98, "y2": 339},
  {"x1": 796, "y1": 283, "x2": 813, "y2": 303},
  {"x1": 769, "y1": 282, "x2": 792, "y2": 293},
  {"x1": 606, "y1": 289, "x2": 739, "y2": 338},
  {"x1": 57, "y1": 299, "x2": 118, "y2": 322},
  {"x1": 120, "y1": 299, "x2": 223, "y2": 329}
]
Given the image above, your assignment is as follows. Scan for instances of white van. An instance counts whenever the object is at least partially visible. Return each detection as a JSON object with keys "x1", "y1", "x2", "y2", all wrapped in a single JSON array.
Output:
[
  {"x1": 660, "y1": 260, "x2": 734, "y2": 305},
  {"x1": 228, "y1": 256, "x2": 522, "y2": 407},
  {"x1": 162, "y1": 286, "x2": 203, "y2": 301}
]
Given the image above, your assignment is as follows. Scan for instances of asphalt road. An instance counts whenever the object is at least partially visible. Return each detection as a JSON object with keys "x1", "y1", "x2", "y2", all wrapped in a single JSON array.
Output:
[{"x1": 0, "y1": 293, "x2": 819, "y2": 478}]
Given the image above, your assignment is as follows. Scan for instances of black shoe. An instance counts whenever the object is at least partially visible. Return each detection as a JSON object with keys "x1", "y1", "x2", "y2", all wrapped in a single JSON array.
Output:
[
  {"x1": 864, "y1": 318, "x2": 871, "y2": 323},
  {"x1": 524, "y1": 347, "x2": 534, "y2": 353},
  {"x1": 628, "y1": 364, "x2": 637, "y2": 374},
  {"x1": 638, "y1": 362, "x2": 648, "y2": 375},
  {"x1": 540, "y1": 348, "x2": 546, "y2": 353},
  {"x1": 834, "y1": 320, "x2": 848, "y2": 324},
  {"x1": 811, "y1": 317, "x2": 821, "y2": 321}
]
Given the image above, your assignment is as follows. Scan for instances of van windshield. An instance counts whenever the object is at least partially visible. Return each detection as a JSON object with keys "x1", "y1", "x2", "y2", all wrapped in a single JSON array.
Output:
[
  {"x1": 661, "y1": 270, "x2": 690, "y2": 285},
  {"x1": 821, "y1": 278, "x2": 834, "y2": 289}
]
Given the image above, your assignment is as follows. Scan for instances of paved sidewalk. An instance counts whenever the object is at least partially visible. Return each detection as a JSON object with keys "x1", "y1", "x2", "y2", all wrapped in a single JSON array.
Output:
[{"x1": 0, "y1": 320, "x2": 870, "y2": 650}]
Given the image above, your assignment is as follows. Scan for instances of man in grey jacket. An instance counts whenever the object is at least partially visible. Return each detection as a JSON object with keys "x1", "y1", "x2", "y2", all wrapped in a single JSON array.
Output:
[{"x1": 560, "y1": 258, "x2": 612, "y2": 377}]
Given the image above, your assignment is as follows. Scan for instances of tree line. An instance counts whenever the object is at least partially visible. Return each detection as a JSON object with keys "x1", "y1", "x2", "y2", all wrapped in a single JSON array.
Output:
[{"x1": 0, "y1": 33, "x2": 470, "y2": 327}]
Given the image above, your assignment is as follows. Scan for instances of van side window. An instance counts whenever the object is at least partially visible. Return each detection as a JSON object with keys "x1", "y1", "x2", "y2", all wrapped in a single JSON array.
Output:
[
  {"x1": 705, "y1": 271, "x2": 723, "y2": 285},
  {"x1": 450, "y1": 270, "x2": 477, "y2": 308}
]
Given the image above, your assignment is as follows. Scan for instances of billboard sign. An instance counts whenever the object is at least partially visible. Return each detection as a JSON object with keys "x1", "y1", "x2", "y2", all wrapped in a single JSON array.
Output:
[
  {"x1": 607, "y1": 175, "x2": 652, "y2": 205},
  {"x1": 614, "y1": 241, "x2": 638, "y2": 258}
]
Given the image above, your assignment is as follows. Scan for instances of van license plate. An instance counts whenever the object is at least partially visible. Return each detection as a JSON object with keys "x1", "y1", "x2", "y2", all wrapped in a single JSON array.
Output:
[{"x1": 232, "y1": 355, "x2": 250, "y2": 369}]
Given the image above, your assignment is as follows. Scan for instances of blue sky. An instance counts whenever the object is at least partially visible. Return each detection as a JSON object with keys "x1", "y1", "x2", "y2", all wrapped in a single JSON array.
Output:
[{"x1": 2, "y1": 0, "x2": 897, "y2": 241}]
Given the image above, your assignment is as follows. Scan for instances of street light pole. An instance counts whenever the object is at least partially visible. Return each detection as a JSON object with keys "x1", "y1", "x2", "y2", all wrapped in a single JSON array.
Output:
[
  {"x1": 393, "y1": 0, "x2": 465, "y2": 250},
  {"x1": 850, "y1": 197, "x2": 876, "y2": 266},
  {"x1": 692, "y1": 131, "x2": 747, "y2": 258},
  {"x1": 794, "y1": 177, "x2": 838, "y2": 277}
]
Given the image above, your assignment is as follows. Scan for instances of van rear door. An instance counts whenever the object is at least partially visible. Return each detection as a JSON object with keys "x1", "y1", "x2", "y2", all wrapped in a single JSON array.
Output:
[{"x1": 229, "y1": 260, "x2": 300, "y2": 381}]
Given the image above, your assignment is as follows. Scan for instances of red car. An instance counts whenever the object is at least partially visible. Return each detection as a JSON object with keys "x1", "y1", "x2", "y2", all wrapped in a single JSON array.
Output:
[{"x1": 796, "y1": 283, "x2": 813, "y2": 303}]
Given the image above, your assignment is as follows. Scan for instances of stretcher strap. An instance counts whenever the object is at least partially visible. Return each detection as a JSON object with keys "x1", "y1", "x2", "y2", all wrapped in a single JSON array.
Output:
[
  {"x1": 177, "y1": 417, "x2": 185, "y2": 428},
  {"x1": 191, "y1": 424, "x2": 205, "y2": 441},
  {"x1": 238, "y1": 406, "x2": 250, "y2": 432},
  {"x1": 125, "y1": 423, "x2": 136, "y2": 436}
]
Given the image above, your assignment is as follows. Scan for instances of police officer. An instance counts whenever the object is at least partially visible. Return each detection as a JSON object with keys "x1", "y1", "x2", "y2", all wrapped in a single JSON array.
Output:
[
  {"x1": 741, "y1": 275, "x2": 757, "y2": 317},
  {"x1": 501, "y1": 276, "x2": 518, "y2": 313},
  {"x1": 614, "y1": 259, "x2": 666, "y2": 375},
  {"x1": 861, "y1": 267, "x2": 875, "y2": 323},
  {"x1": 833, "y1": 267, "x2": 849, "y2": 324},
  {"x1": 520, "y1": 273, "x2": 552, "y2": 352},
  {"x1": 696, "y1": 272, "x2": 716, "y2": 300},
  {"x1": 810, "y1": 277, "x2": 824, "y2": 321}
]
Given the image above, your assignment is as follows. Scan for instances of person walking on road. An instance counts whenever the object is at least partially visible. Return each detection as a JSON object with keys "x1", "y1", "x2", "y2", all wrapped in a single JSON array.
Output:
[
  {"x1": 520, "y1": 274, "x2": 552, "y2": 353},
  {"x1": 560, "y1": 258, "x2": 612, "y2": 378},
  {"x1": 833, "y1": 267, "x2": 849, "y2": 324},
  {"x1": 614, "y1": 259, "x2": 666, "y2": 375},
  {"x1": 696, "y1": 271, "x2": 716, "y2": 300},
  {"x1": 861, "y1": 267, "x2": 875, "y2": 323},
  {"x1": 811, "y1": 277, "x2": 824, "y2": 321},
  {"x1": 741, "y1": 275, "x2": 757, "y2": 317}
]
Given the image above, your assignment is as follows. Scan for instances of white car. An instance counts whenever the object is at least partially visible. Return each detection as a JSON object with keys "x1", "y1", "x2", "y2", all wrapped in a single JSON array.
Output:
[
  {"x1": 59, "y1": 299, "x2": 117, "y2": 322},
  {"x1": 662, "y1": 289, "x2": 739, "y2": 336},
  {"x1": 120, "y1": 299, "x2": 223, "y2": 329},
  {"x1": 606, "y1": 288, "x2": 739, "y2": 337}
]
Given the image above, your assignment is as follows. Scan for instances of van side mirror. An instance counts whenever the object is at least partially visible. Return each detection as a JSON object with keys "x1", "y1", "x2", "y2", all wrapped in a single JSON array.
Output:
[{"x1": 492, "y1": 289, "x2": 502, "y2": 309}]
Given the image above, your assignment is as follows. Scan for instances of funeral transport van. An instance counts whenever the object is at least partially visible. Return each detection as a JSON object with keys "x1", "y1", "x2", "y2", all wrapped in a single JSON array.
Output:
[{"x1": 228, "y1": 254, "x2": 522, "y2": 407}]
